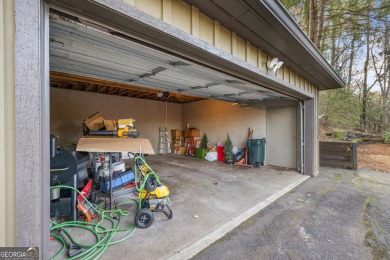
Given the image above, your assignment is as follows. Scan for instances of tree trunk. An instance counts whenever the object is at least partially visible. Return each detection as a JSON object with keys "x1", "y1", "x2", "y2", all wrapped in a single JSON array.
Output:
[
  {"x1": 315, "y1": 0, "x2": 327, "y2": 50},
  {"x1": 304, "y1": 0, "x2": 311, "y2": 35},
  {"x1": 309, "y1": 0, "x2": 316, "y2": 42},
  {"x1": 382, "y1": 22, "x2": 389, "y2": 130},
  {"x1": 347, "y1": 35, "x2": 356, "y2": 91},
  {"x1": 330, "y1": 27, "x2": 337, "y2": 68},
  {"x1": 360, "y1": 15, "x2": 371, "y2": 132}
]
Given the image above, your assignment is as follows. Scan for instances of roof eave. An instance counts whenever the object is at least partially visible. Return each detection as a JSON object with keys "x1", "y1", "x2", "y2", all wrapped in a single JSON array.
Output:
[{"x1": 183, "y1": 0, "x2": 345, "y2": 90}]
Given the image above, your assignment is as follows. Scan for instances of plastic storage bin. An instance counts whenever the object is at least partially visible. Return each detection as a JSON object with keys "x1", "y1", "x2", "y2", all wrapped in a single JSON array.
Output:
[{"x1": 248, "y1": 138, "x2": 266, "y2": 167}]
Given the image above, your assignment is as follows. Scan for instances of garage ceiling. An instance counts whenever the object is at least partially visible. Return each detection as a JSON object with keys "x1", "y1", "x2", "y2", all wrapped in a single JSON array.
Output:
[
  {"x1": 50, "y1": 13, "x2": 297, "y2": 105},
  {"x1": 50, "y1": 71, "x2": 204, "y2": 104}
]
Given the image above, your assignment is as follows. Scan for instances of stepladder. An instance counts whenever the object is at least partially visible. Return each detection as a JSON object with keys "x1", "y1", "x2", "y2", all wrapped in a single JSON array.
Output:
[{"x1": 159, "y1": 127, "x2": 171, "y2": 154}]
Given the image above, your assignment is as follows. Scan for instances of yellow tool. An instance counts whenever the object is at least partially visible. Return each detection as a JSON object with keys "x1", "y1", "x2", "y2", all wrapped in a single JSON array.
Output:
[
  {"x1": 139, "y1": 185, "x2": 171, "y2": 212},
  {"x1": 139, "y1": 185, "x2": 170, "y2": 199},
  {"x1": 118, "y1": 118, "x2": 135, "y2": 128},
  {"x1": 87, "y1": 118, "x2": 140, "y2": 138}
]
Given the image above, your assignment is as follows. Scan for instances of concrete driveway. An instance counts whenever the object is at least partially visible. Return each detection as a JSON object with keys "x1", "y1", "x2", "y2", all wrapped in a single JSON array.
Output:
[{"x1": 194, "y1": 167, "x2": 390, "y2": 260}]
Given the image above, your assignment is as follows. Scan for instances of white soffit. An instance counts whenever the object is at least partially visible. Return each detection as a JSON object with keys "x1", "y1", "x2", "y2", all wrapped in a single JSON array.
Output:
[{"x1": 49, "y1": 15, "x2": 297, "y2": 104}]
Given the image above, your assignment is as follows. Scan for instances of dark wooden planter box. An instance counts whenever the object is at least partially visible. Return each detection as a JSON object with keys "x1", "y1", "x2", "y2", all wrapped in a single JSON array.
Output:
[{"x1": 320, "y1": 141, "x2": 357, "y2": 170}]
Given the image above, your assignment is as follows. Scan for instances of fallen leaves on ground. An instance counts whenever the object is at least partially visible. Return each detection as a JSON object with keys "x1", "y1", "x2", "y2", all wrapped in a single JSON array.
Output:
[{"x1": 358, "y1": 143, "x2": 390, "y2": 173}]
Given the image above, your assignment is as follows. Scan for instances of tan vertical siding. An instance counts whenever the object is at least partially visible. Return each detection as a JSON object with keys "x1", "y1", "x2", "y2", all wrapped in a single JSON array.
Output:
[
  {"x1": 121, "y1": 0, "x2": 315, "y2": 93},
  {"x1": 276, "y1": 66, "x2": 284, "y2": 80},
  {"x1": 219, "y1": 25, "x2": 231, "y2": 54},
  {"x1": 213, "y1": 20, "x2": 220, "y2": 48},
  {"x1": 247, "y1": 43, "x2": 257, "y2": 67},
  {"x1": 0, "y1": 0, "x2": 16, "y2": 246},
  {"x1": 123, "y1": 0, "x2": 136, "y2": 6},
  {"x1": 162, "y1": 0, "x2": 173, "y2": 24},
  {"x1": 258, "y1": 49, "x2": 267, "y2": 71},
  {"x1": 199, "y1": 13, "x2": 213, "y2": 45},
  {"x1": 172, "y1": 1, "x2": 191, "y2": 33},
  {"x1": 236, "y1": 36, "x2": 246, "y2": 61},
  {"x1": 191, "y1": 6, "x2": 199, "y2": 37},
  {"x1": 135, "y1": 0, "x2": 162, "y2": 19},
  {"x1": 283, "y1": 66, "x2": 290, "y2": 82}
]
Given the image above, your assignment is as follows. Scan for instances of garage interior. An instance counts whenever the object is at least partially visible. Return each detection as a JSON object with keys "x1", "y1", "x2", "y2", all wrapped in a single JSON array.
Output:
[{"x1": 48, "y1": 9, "x2": 308, "y2": 259}]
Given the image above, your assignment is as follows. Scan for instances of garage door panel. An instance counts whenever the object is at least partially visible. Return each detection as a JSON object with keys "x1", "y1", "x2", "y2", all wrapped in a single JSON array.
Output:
[
  {"x1": 51, "y1": 40, "x2": 159, "y2": 73},
  {"x1": 50, "y1": 47, "x2": 156, "y2": 76},
  {"x1": 50, "y1": 15, "x2": 298, "y2": 105},
  {"x1": 50, "y1": 56, "x2": 141, "y2": 81}
]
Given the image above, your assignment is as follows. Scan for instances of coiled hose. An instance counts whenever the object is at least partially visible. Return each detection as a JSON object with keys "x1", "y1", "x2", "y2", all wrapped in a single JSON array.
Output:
[{"x1": 50, "y1": 185, "x2": 138, "y2": 260}]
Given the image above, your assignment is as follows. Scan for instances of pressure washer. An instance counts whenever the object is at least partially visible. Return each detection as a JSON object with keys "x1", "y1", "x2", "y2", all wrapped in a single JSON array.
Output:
[{"x1": 133, "y1": 153, "x2": 172, "y2": 228}]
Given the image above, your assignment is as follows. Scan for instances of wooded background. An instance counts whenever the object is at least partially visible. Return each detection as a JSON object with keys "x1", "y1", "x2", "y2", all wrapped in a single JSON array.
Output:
[{"x1": 281, "y1": 0, "x2": 390, "y2": 134}]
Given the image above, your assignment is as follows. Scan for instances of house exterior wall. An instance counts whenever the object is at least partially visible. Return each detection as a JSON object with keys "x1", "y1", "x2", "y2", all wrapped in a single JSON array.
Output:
[
  {"x1": 182, "y1": 100, "x2": 266, "y2": 150},
  {"x1": 121, "y1": 0, "x2": 318, "y2": 95},
  {"x1": 50, "y1": 88, "x2": 182, "y2": 153},
  {"x1": 2, "y1": 0, "x2": 324, "y2": 254},
  {"x1": 13, "y1": 0, "x2": 50, "y2": 255},
  {"x1": 0, "y1": 0, "x2": 16, "y2": 247}
]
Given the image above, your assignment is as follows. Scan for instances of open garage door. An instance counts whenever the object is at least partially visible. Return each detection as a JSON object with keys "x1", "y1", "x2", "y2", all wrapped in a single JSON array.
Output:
[
  {"x1": 49, "y1": 12, "x2": 297, "y2": 106},
  {"x1": 49, "y1": 10, "x2": 303, "y2": 158}
]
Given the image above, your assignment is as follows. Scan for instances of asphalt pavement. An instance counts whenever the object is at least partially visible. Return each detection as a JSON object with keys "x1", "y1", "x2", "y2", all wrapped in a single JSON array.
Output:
[{"x1": 193, "y1": 167, "x2": 390, "y2": 260}]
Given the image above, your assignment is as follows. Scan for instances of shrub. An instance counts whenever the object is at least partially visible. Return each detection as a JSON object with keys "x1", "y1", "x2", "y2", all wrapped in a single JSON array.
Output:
[{"x1": 384, "y1": 132, "x2": 390, "y2": 144}]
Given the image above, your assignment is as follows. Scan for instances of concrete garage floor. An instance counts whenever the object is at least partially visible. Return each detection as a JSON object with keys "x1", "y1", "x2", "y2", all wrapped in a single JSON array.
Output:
[{"x1": 48, "y1": 155, "x2": 309, "y2": 259}]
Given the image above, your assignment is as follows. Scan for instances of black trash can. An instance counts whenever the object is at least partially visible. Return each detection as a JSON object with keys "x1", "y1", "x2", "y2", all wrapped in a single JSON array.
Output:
[{"x1": 248, "y1": 138, "x2": 266, "y2": 167}]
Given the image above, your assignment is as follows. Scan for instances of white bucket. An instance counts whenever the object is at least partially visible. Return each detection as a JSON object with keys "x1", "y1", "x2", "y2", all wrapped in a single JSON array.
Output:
[{"x1": 112, "y1": 161, "x2": 125, "y2": 174}]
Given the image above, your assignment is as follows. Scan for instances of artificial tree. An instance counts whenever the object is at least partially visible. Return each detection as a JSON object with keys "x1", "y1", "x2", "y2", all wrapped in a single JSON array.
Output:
[
  {"x1": 224, "y1": 132, "x2": 233, "y2": 164},
  {"x1": 201, "y1": 134, "x2": 208, "y2": 150},
  {"x1": 196, "y1": 133, "x2": 208, "y2": 159}
]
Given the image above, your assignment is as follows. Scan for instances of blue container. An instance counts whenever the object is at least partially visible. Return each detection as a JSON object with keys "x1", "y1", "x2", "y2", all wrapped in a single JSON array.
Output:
[{"x1": 101, "y1": 169, "x2": 135, "y2": 193}]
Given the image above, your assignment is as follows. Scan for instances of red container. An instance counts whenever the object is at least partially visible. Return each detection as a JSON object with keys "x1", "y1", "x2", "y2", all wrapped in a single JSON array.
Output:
[{"x1": 217, "y1": 146, "x2": 225, "y2": 162}]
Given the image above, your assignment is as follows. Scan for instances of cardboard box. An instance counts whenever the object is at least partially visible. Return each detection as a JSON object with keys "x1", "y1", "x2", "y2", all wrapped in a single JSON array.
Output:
[
  {"x1": 178, "y1": 146, "x2": 186, "y2": 155},
  {"x1": 84, "y1": 112, "x2": 105, "y2": 131},
  {"x1": 104, "y1": 120, "x2": 117, "y2": 131},
  {"x1": 172, "y1": 146, "x2": 186, "y2": 155},
  {"x1": 171, "y1": 129, "x2": 183, "y2": 138},
  {"x1": 194, "y1": 139, "x2": 201, "y2": 149},
  {"x1": 185, "y1": 128, "x2": 200, "y2": 138},
  {"x1": 171, "y1": 143, "x2": 181, "y2": 149},
  {"x1": 172, "y1": 138, "x2": 184, "y2": 146}
]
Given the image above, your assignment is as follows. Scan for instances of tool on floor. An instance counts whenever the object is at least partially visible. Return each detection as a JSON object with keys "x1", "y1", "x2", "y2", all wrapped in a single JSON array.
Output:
[
  {"x1": 57, "y1": 229, "x2": 84, "y2": 258},
  {"x1": 133, "y1": 152, "x2": 173, "y2": 228},
  {"x1": 158, "y1": 127, "x2": 171, "y2": 154},
  {"x1": 233, "y1": 127, "x2": 253, "y2": 168},
  {"x1": 77, "y1": 180, "x2": 97, "y2": 222}
]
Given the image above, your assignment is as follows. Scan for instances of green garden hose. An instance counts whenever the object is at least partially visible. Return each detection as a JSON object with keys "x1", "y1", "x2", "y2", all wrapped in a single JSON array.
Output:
[{"x1": 50, "y1": 185, "x2": 137, "y2": 260}]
